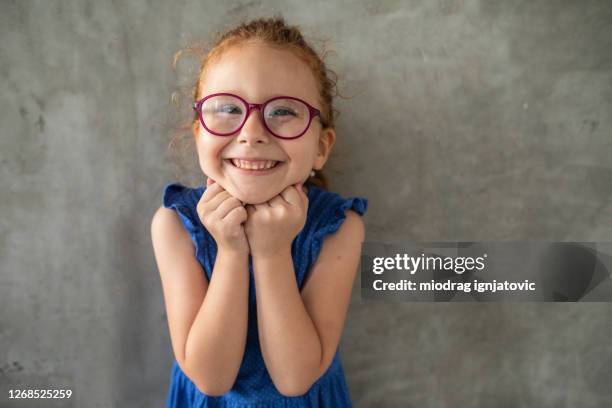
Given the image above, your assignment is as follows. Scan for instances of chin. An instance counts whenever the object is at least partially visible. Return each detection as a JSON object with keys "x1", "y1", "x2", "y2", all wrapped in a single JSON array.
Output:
[
  {"x1": 223, "y1": 184, "x2": 279, "y2": 205},
  {"x1": 242, "y1": 196, "x2": 272, "y2": 205}
]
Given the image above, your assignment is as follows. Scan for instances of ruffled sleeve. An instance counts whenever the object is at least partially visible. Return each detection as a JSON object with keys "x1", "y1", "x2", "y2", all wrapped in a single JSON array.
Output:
[
  {"x1": 311, "y1": 194, "x2": 368, "y2": 262},
  {"x1": 163, "y1": 183, "x2": 201, "y2": 233},
  {"x1": 162, "y1": 183, "x2": 214, "y2": 278},
  {"x1": 295, "y1": 186, "x2": 368, "y2": 289}
]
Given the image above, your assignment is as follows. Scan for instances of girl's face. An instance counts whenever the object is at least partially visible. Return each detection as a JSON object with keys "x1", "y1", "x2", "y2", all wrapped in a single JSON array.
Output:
[{"x1": 193, "y1": 40, "x2": 335, "y2": 205}]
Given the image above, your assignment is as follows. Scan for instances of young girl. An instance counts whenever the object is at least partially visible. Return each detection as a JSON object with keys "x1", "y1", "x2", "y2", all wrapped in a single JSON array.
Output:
[{"x1": 151, "y1": 17, "x2": 368, "y2": 407}]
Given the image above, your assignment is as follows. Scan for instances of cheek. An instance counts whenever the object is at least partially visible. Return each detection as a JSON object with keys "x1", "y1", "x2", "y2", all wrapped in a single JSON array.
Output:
[
  {"x1": 198, "y1": 134, "x2": 226, "y2": 157},
  {"x1": 288, "y1": 141, "x2": 318, "y2": 167},
  {"x1": 196, "y1": 136, "x2": 228, "y2": 170}
]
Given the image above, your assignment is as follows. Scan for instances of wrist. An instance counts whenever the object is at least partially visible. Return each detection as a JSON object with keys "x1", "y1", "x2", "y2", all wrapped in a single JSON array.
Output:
[
  {"x1": 217, "y1": 245, "x2": 249, "y2": 258},
  {"x1": 250, "y1": 245, "x2": 292, "y2": 262}
]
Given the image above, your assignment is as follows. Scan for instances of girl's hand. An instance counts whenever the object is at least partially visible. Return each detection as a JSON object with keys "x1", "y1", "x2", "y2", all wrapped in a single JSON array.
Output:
[
  {"x1": 244, "y1": 183, "x2": 309, "y2": 258},
  {"x1": 196, "y1": 178, "x2": 249, "y2": 254}
]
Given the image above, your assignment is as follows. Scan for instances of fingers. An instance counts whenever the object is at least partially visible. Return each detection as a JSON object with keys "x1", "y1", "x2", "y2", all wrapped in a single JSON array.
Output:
[
  {"x1": 217, "y1": 196, "x2": 244, "y2": 220},
  {"x1": 276, "y1": 183, "x2": 304, "y2": 207},
  {"x1": 202, "y1": 181, "x2": 224, "y2": 203},
  {"x1": 268, "y1": 194, "x2": 285, "y2": 207},
  {"x1": 200, "y1": 179, "x2": 247, "y2": 220},
  {"x1": 245, "y1": 204, "x2": 256, "y2": 217},
  {"x1": 223, "y1": 204, "x2": 247, "y2": 225},
  {"x1": 207, "y1": 190, "x2": 233, "y2": 211}
]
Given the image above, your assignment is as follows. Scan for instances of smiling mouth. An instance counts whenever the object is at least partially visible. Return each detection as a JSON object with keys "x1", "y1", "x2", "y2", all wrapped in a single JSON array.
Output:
[{"x1": 225, "y1": 159, "x2": 283, "y2": 171}]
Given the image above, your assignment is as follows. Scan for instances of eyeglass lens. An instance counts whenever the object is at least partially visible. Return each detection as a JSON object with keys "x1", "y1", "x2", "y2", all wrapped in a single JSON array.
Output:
[{"x1": 200, "y1": 95, "x2": 310, "y2": 138}]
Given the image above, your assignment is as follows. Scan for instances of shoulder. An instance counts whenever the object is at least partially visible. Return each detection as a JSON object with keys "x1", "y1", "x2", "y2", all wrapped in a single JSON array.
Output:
[
  {"x1": 151, "y1": 205, "x2": 188, "y2": 245},
  {"x1": 152, "y1": 181, "x2": 206, "y2": 248},
  {"x1": 158, "y1": 182, "x2": 207, "y2": 235},
  {"x1": 151, "y1": 205, "x2": 202, "y2": 281},
  {"x1": 299, "y1": 186, "x2": 367, "y2": 282},
  {"x1": 339, "y1": 209, "x2": 365, "y2": 242},
  {"x1": 315, "y1": 209, "x2": 364, "y2": 261}
]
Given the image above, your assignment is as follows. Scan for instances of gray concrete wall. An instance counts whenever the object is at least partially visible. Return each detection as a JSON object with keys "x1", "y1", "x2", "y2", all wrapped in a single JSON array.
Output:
[{"x1": 2, "y1": 1, "x2": 611, "y2": 406}]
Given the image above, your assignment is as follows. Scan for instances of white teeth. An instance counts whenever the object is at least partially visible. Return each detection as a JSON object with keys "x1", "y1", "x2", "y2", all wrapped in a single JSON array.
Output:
[{"x1": 231, "y1": 159, "x2": 278, "y2": 170}]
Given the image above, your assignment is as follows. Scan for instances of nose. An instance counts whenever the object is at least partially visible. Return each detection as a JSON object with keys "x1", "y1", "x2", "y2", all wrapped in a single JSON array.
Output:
[{"x1": 237, "y1": 107, "x2": 271, "y2": 145}]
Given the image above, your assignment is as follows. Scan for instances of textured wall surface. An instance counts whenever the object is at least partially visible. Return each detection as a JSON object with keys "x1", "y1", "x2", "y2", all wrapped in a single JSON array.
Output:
[{"x1": 2, "y1": 0, "x2": 611, "y2": 407}]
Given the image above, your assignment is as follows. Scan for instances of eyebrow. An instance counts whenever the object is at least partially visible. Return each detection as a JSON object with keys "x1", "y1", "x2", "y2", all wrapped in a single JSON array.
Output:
[{"x1": 205, "y1": 91, "x2": 314, "y2": 104}]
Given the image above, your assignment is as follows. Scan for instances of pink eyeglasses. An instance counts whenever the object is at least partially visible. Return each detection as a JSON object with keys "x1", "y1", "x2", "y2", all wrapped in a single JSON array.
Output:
[{"x1": 193, "y1": 93, "x2": 322, "y2": 140}]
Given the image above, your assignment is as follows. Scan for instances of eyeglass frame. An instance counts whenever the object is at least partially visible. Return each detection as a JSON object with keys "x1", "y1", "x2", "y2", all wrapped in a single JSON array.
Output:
[{"x1": 192, "y1": 92, "x2": 322, "y2": 140}]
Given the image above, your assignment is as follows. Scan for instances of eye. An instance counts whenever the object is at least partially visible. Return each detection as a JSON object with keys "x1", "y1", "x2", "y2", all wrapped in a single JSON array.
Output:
[
  {"x1": 268, "y1": 107, "x2": 297, "y2": 117},
  {"x1": 216, "y1": 104, "x2": 242, "y2": 114}
]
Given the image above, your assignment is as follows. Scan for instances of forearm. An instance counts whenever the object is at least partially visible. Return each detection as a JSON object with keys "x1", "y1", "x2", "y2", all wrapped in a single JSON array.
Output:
[
  {"x1": 252, "y1": 247, "x2": 321, "y2": 395},
  {"x1": 184, "y1": 248, "x2": 249, "y2": 395}
]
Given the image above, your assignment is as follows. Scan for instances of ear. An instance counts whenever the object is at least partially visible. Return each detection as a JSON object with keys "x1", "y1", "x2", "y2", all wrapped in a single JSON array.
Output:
[
  {"x1": 192, "y1": 120, "x2": 199, "y2": 140},
  {"x1": 314, "y1": 127, "x2": 336, "y2": 170}
]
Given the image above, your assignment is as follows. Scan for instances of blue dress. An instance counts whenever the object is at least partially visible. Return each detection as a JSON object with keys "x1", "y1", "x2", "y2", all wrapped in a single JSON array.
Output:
[{"x1": 161, "y1": 182, "x2": 368, "y2": 408}]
